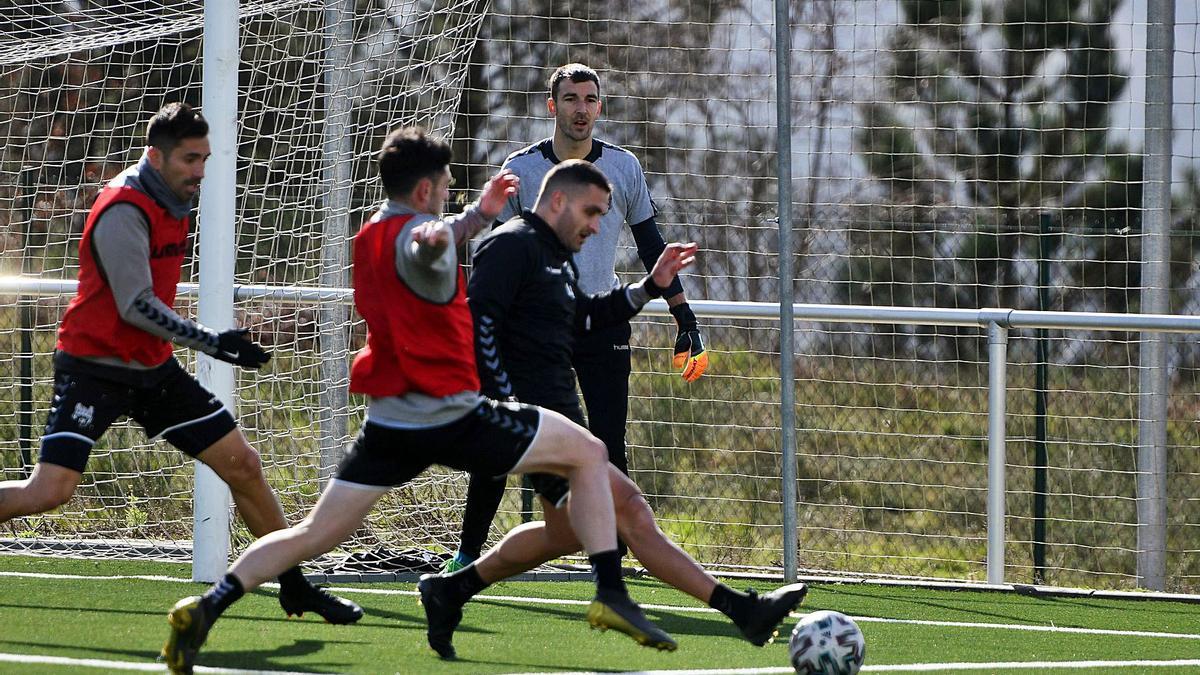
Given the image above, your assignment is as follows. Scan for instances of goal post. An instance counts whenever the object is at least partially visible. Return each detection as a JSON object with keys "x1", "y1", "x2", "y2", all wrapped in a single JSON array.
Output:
[{"x1": 192, "y1": 0, "x2": 239, "y2": 583}]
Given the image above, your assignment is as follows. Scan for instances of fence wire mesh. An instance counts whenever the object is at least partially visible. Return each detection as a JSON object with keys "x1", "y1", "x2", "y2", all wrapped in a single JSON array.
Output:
[{"x1": 0, "y1": 0, "x2": 1198, "y2": 591}]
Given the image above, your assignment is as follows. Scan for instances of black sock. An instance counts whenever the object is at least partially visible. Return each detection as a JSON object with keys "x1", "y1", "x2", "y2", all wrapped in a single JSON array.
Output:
[
  {"x1": 445, "y1": 564, "x2": 489, "y2": 606},
  {"x1": 277, "y1": 566, "x2": 308, "y2": 593},
  {"x1": 589, "y1": 549, "x2": 626, "y2": 594},
  {"x1": 708, "y1": 583, "x2": 753, "y2": 625},
  {"x1": 200, "y1": 573, "x2": 245, "y2": 619},
  {"x1": 460, "y1": 474, "x2": 507, "y2": 559}
]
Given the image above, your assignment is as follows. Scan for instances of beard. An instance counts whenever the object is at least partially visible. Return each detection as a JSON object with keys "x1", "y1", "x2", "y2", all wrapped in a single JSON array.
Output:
[{"x1": 559, "y1": 117, "x2": 592, "y2": 141}]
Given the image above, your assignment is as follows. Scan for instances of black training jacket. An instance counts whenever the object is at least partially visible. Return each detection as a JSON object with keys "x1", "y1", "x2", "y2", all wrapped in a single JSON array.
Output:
[{"x1": 468, "y1": 209, "x2": 647, "y2": 413}]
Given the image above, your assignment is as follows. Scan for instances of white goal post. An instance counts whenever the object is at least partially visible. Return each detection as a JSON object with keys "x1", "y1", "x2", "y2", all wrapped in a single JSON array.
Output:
[{"x1": 192, "y1": 0, "x2": 238, "y2": 583}]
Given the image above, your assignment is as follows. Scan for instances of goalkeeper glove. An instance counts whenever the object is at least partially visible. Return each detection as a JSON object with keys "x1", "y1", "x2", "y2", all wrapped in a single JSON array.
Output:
[
  {"x1": 669, "y1": 302, "x2": 707, "y2": 382},
  {"x1": 209, "y1": 328, "x2": 271, "y2": 370}
]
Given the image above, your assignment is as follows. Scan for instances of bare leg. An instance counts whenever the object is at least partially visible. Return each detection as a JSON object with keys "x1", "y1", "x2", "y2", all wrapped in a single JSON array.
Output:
[
  {"x1": 0, "y1": 463, "x2": 82, "y2": 522},
  {"x1": 424, "y1": 412, "x2": 678, "y2": 654},
  {"x1": 474, "y1": 497, "x2": 578, "y2": 583},
  {"x1": 509, "y1": 409, "x2": 616, "y2": 555},
  {"x1": 1, "y1": 429, "x2": 286, "y2": 535},
  {"x1": 229, "y1": 480, "x2": 384, "y2": 590},
  {"x1": 162, "y1": 479, "x2": 379, "y2": 673},
  {"x1": 610, "y1": 468, "x2": 717, "y2": 602},
  {"x1": 195, "y1": 428, "x2": 288, "y2": 536},
  {"x1": 474, "y1": 465, "x2": 718, "y2": 602}
]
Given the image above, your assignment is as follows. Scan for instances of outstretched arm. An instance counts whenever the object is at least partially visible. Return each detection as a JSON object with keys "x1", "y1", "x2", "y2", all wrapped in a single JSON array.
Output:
[
  {"x1": 92, "y1": 205, "x2": 269, "y2": 369},
  {"x1": 422, "y1": 169, "x2": 519, "y2": 252},
  {"x1": 398, "y1": 169, "x2": 521, "y2": 303},
  {"x1": 629, "y1": 217, "x2": 706, "y2": 381},
  {"x1": 575, "y1": 242, "x2": 698, "y2": 332}
]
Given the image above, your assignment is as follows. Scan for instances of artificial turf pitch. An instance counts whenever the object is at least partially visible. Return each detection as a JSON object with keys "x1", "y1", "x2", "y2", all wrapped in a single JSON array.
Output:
[{"x1": 0, "y1": 554, "x2": 1197, "y2": 674}]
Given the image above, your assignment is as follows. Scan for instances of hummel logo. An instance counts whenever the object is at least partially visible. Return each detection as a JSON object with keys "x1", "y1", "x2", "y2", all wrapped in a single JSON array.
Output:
[
  {"x1": 72, "y1": 403, "x2": 95, "y2": 429},
  {"x1": 544, "y1": 266, "x2": 563, "y2": 275}
]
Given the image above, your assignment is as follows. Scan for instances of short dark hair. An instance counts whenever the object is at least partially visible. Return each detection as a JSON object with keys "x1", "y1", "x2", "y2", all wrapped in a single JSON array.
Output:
[
  {"x1": 146, "y1": 103, "x2": 208, "y2": 156},
  {"x1": 377, "y1": 127, "x2": 453, "y2": 198},
  {"x1": 539, "y1": 159, "x2": 612, "y2": 201},
  {"x1": 549, "y1": 63, "x2": 601, "y2": 100}
]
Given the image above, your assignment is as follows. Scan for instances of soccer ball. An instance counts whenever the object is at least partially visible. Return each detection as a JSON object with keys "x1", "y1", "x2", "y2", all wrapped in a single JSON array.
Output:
[{"x1": 788, "y1": 610, "x2": 866, "y2": 675}]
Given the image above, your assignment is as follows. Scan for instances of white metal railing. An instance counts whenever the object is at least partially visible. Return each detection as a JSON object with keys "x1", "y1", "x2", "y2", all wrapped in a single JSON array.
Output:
[{"x1": 2, "y1": 274, "x2": 1193, "y2": 587}]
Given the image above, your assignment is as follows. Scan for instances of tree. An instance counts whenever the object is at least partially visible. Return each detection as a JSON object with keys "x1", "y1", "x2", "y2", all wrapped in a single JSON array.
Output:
[
  {"x1": 849, "y1": 0, "x2": 1139, "y2": 324},
  {"x1": 463, "y1": 0, "x2": 849, "y2": 304}
]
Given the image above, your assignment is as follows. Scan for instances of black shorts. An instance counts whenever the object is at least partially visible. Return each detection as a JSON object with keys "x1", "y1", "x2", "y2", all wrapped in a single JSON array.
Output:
[
  {"x1": 528, "y1": 472, "x2": 570, "y2": 508},
  {"x1": 335, "y1": 398, "x2": 542, "y2": 488},
  {"x1": 507, "y1": 398, "x2": 583, "y2": 509},
  {"x1": 39, "y1": 354, "x2": 236, "y2": 473}
]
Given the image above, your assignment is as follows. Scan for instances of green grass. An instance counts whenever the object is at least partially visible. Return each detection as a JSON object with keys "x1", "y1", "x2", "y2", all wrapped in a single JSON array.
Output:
[{"x1": 1, "y1": 555, "x2": 1198, "y2": 674}]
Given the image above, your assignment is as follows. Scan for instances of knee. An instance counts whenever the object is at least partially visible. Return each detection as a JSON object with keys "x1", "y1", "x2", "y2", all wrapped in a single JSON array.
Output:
[
  {"x1": 543, "y1": 508, "x2": 582, "y2": 553},
  {"x1": 615, "y1": 486, "x2": 656, "y2": 539},
  {"x1": 573, "y1": 433, "x2": 607, "y2": 468},
  {"x1": 217, "y1": 446, "x2": 266, "y2": 489}
]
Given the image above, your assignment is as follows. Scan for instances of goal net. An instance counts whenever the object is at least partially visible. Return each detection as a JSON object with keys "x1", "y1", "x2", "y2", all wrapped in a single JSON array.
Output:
[{"x1": 0, "y1": 0, "x2": 491, "y2": 570}]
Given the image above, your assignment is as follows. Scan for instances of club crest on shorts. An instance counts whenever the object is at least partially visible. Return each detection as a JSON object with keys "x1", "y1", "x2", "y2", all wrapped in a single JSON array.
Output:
[{"x1": 72, "y1": 402, "x2": 95, "y2": 429}]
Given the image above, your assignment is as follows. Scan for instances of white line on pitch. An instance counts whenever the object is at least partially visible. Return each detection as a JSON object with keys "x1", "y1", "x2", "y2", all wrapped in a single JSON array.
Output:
[
  {"x1": 5, "y1": 570, "x2": 1200, "y2": 643},
  {"x1": 368, "y1": 589, "x2": 1200, "y2": 642},
  {"x1": 507, "y1": 659, "x2": 1200, "y2": 674},
  {"x1": 0, "y1": 571, "x2": 196, "y2": 583},
  {"x1": 848, "y1": 615, "x2": 1200, "y2": 641},
  {"x1": 0, "y1": 651, "x2": 323, "y2": 674}
]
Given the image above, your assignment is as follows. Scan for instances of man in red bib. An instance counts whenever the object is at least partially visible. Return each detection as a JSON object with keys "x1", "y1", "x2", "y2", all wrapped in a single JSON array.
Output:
[
  {"x1": 0, "y1": 102, "x2": 361, "y2": 624},
  {"x1": 162, "y1": 127, "x2": 681, "y2": 674}
]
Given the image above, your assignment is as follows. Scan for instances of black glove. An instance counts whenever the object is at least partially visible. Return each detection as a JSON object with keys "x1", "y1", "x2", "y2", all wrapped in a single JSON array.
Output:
[
  {"x1": 211, "y1": 328, "x2": 271, "y2": 369},
  {"x1": 670, "y1": 303, "x2": 707, "y2": 382}
]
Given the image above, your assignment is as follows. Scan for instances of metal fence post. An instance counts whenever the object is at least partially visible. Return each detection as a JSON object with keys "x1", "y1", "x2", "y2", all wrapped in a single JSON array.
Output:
[
  {"x1": 1033, "y1": 212, "x2": 1052, "y2": 583},
  {"x1": 319, "y1": 0, "x2": 354, "y2": 485},
  {"x1": 986, "y1": 319, "x2": 1009, "y2": 585},
  {"x1": 774, "y1": 0, "x2": 798, "y2": 581},
  {"x1": 1138, "y1": 0, "x2": 1174, "y2": 591}
]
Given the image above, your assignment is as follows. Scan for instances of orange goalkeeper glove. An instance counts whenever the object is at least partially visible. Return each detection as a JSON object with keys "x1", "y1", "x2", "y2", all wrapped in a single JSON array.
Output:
[{"x1": 669, "y1": 303, "x2": 707, "y2": 382}]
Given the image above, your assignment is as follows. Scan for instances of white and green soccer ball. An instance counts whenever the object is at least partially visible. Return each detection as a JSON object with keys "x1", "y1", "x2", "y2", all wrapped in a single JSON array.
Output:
[{"x1": 788, "y1": 610, "x2": 866, "y2": 675}]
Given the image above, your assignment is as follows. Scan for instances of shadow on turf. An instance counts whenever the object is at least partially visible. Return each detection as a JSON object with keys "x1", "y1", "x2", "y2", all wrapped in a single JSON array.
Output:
[
  {"x1": 257, "y1": 588, "x2": 433, "y2": 627},
  {"x1": 0, "y1": 595, "x2": 424, "y2": 630},
  {"x1": 0, "y1": 635, "x2": 628, "y2": 674},
  {"x1": 0, "y1": 593, "x2": 508, "y2": 651},
  {"x1": 470, "y1": 597, "x2": 763, "y2": 644},
  {"x1": 821, "y1": 586, "x2": 1034, "y2": 624},
  {"x1": 0, "y1": 636, "x2": 353, "y2": 672},
  {"x1": 819, "y1": 584, "x2": 1198, "y2": 625},
  {"x1": 195, "y1": 639, "x2": 358, "y2": 672}
]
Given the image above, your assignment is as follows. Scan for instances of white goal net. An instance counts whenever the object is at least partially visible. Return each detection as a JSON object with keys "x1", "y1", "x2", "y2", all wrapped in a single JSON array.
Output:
[{"x1": 0, "y1": 0, "x2": 491, "y2": 571}]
